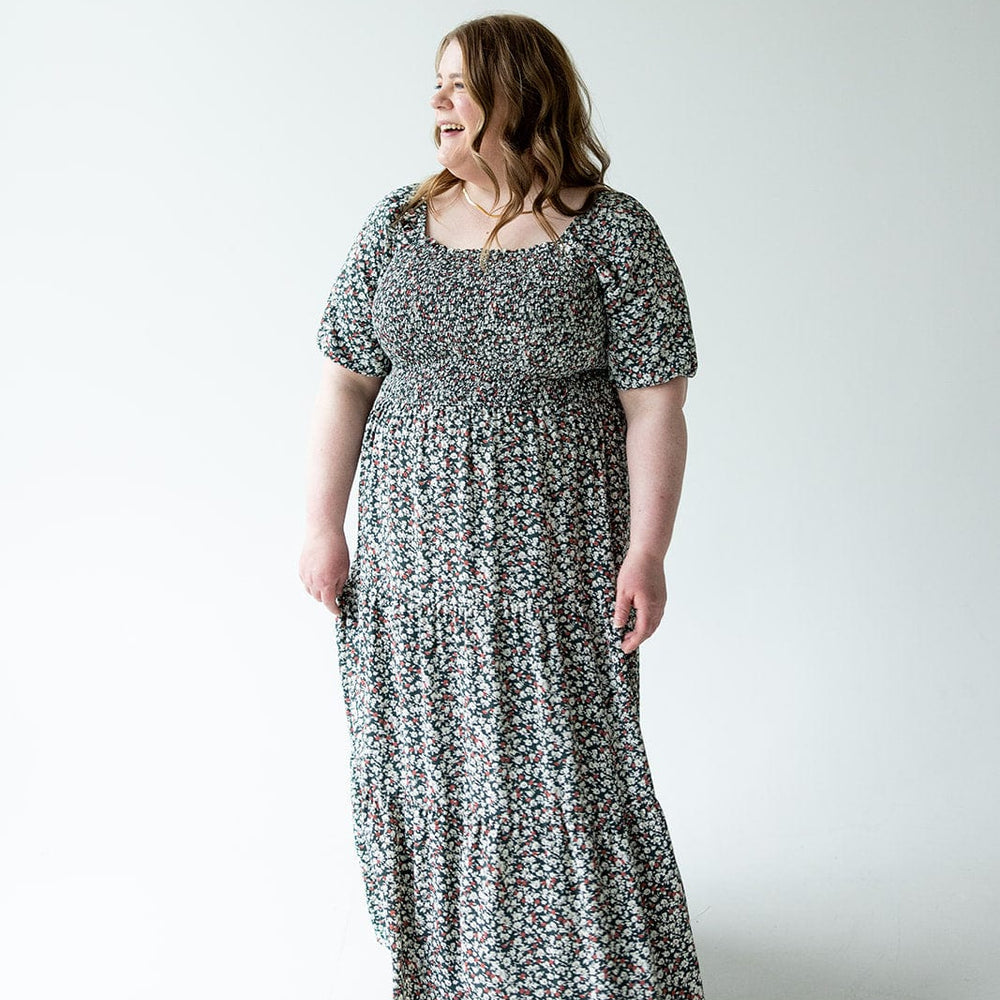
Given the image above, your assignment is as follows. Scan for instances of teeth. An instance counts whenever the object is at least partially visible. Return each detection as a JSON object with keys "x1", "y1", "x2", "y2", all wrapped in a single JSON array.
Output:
[{"x1": 440, "y1": 123, "x2": 465, "y2": 131}]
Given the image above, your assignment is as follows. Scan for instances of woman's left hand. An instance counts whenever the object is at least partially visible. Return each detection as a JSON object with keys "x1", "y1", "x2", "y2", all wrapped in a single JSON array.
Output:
[{"x1": 613, "y1": 548, "x2": 667, "y2": 653}]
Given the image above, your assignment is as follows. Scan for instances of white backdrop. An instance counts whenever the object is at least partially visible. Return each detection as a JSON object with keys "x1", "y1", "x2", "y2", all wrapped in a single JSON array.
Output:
[{"x1": 1, "y1": 1, "x2": 997, "y2": 998}]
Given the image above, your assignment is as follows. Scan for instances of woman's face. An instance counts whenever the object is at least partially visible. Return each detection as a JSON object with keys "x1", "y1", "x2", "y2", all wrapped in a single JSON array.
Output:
[{"x1": 430, "y1": 38, "x2": 506, "y2": 180}]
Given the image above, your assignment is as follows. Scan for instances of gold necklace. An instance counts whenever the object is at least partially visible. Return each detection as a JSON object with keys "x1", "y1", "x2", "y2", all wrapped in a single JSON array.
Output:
[{"x1": 461, "y1": 183, "x2": 535, "y2": 219}]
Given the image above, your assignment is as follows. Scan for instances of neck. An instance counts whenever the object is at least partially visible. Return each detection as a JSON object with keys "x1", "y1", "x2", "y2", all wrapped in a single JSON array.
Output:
[{"x1": 458, "y1": 174, "x2": 543, "y2": 213}]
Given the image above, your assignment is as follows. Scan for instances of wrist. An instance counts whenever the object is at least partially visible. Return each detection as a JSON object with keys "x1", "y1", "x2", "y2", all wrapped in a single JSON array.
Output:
[
  {"x1": 624, "y1": 541, "x2": 668, "y2": 564},
  {"x1": 303, "y1": 519, "x2": 347, "y2": 541}
]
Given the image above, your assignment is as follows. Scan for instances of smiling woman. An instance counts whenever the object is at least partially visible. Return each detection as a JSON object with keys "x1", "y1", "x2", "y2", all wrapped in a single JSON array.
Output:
[
  {"x1": 431, "y1": 43, "x2": 489, "y2": 171},
  {"x1": 300, "y1": 12, "x2": 706, "y2": 1000},
  {"x1": 419, "y1": 23, "x2": 611, "y2": 261}
]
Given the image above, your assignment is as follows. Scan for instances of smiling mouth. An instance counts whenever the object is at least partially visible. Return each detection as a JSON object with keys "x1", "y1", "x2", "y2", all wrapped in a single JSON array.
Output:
[{"x1": 439, "y1": 124, "x2": 466, "y2": 134}]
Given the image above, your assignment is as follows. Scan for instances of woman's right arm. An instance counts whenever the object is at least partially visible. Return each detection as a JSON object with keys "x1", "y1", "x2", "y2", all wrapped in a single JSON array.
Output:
[{"x1": 299, "y1": 358, "x2": 384, "y2": 617}]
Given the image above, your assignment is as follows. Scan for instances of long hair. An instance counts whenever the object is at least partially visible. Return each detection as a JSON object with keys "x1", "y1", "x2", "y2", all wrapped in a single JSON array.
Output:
[{"x1": 398, "y1": 13, "x2": 612, "y2": 269}]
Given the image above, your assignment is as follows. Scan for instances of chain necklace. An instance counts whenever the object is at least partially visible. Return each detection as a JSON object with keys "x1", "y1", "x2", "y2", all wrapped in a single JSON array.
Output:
[{"x1": 461, "y1": 183, "x2": 535, "y2": 219}]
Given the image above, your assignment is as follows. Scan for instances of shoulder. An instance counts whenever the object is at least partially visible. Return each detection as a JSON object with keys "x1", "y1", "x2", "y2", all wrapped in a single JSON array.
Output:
[
  {"x1": 359, "y1": 180, "x2": 421, "y2": 227},
  {"x1": 579, "y1": 187, "x2": 676, "y2": 271},
  {"x1": 576, "y1": 188, "x2": 685, "y2": 291},
  {"x1": 590, "y1": 186, "x2": 663, "y2": 234},
  {"x1": 380, "y1": 180, "x2": 422, "y2": 214},
  {"x1": 345, "y1": 181, "x2": 423, "y2": 258}
]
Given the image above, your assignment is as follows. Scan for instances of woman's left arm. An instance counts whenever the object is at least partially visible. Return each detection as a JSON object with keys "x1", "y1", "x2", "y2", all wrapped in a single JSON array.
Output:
[{"x1": 613, "y1": 376, "x2": 689, "y2": 653}]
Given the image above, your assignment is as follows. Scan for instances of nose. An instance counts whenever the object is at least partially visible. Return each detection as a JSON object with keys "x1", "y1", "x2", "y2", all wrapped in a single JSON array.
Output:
[{"x1": 430, "y1": 88, "x2": 451, "y2": 110}]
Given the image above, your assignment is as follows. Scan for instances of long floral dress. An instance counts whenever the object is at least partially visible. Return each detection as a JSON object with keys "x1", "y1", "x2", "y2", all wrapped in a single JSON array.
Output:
[{"x1": 316, "y1": 179, "x2": 705, "y2": 1000}]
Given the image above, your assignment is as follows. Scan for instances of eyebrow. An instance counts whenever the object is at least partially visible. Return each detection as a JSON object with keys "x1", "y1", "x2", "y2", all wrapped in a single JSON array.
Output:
[{"x1": 435, "y1": 72, "x2": 464, "y2": 79}]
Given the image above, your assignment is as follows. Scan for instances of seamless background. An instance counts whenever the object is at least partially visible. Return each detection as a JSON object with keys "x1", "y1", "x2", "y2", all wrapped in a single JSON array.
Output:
[{"x1": 1, "y1": 1, "x2": 997, "y2": 998}]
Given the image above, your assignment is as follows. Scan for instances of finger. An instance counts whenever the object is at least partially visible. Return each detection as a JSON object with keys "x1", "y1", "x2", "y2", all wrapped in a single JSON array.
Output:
[
  {"x1": 612, "y1": 591, "x2": 633, "y2": 628},
  {"x1": 302, "y1": 571, "x2": 324, "y2": 603},
  {"x1": 620, "y1": 603, "x2": 656, "y2": 652}
]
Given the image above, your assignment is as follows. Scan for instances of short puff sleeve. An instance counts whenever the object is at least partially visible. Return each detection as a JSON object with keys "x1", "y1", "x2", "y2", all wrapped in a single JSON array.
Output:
[
  {"x1": 596, "y1": 194, "x2": 698, "y2": 390},
  {"x1": 316, "y1": 191, "x2": 403, "y2": 377}
]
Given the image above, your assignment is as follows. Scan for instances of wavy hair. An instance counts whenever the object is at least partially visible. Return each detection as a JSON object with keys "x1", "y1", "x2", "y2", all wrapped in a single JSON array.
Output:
[{"x1": 396, "y1": 13, "x2": 612, "y2": 268}]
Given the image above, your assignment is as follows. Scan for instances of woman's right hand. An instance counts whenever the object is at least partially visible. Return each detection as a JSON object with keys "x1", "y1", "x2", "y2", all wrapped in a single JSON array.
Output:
[{"x1": 299, "y1": 529, "x2": 350, "y2": 617}]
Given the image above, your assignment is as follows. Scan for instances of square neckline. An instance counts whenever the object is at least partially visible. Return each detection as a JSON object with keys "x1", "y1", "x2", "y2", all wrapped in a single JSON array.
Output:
[{"x1": 419, "y1": 188, "x2": 606, "y2": 253}]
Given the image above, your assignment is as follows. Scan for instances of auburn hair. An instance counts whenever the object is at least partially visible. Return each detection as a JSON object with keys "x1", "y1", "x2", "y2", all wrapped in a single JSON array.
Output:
[{"x1": 397, "y1": 13, "x2": 612, "y2": 268}]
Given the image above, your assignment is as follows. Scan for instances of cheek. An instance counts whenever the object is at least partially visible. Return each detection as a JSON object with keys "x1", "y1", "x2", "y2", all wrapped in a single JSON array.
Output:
[{"x1": 454, "y1": 96, "x2": 481, "y2": 125}]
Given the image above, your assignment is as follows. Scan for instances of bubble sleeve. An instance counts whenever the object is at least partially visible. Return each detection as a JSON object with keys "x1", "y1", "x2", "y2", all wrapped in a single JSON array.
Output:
[
  {"x1": 595, "y1": 194, "x2": 698, "y2": 391},
  {"x1": 316, "y1": 193, "x2": 400, "y2": 377}
]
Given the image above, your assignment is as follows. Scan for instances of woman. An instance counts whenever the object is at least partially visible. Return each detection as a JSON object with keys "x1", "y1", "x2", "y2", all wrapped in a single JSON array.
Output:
[{"x1": 300, "y1": 13, "x2": 705, "y2": 1000}]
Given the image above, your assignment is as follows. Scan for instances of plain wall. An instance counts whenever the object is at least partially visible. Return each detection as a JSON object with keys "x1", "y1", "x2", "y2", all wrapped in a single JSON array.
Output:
[{"x1": 1, "y1": 1, "x2": 997, "y2": 997}]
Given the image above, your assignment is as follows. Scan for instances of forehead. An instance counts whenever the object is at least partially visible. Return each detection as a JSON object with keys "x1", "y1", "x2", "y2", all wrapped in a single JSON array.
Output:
[{"x1": 436, "y1": 37, "x2": 464, "y2": 74}]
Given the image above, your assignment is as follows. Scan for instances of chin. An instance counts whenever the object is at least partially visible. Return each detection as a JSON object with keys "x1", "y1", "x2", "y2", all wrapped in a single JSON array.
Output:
[{"x1": 437, "y1": 153, "x2": 462, "y2": 172}]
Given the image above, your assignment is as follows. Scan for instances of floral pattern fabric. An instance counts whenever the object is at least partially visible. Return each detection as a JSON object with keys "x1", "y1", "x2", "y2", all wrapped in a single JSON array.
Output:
[{"x1": 317, "y1": 180, "x2": 704, "y2": 999}]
